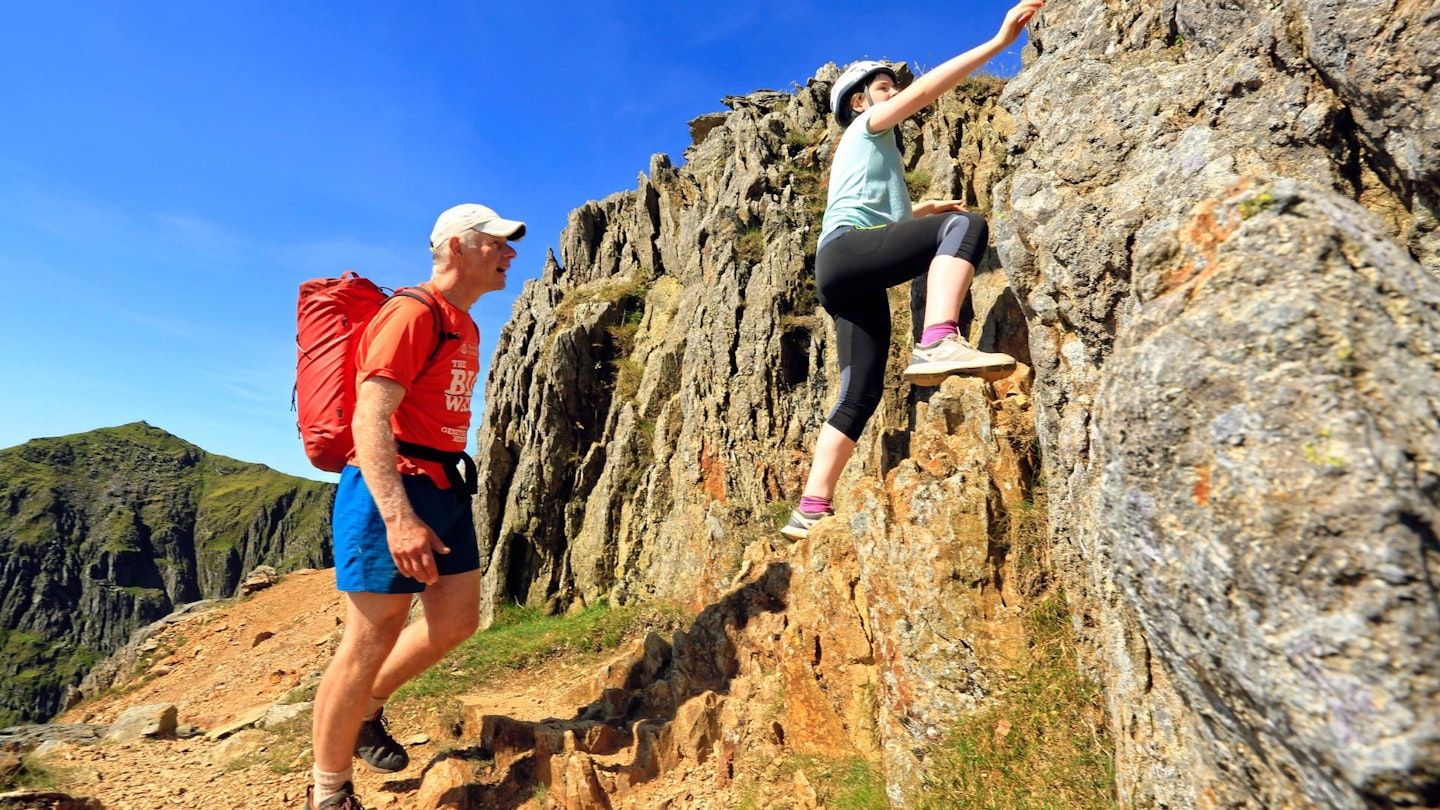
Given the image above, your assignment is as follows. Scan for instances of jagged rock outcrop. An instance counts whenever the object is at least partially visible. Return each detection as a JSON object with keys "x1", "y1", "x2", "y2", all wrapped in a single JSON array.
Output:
[
  {"x1": 0, "y1": 423, "x2": 334, "y2": 724},
  {"x1": 474, "y1": 87, "x2": 833, "y2": 617},
  {"x1": 474, "y1": 68, "x2": 1053, "y2": 807},
  {"x1": 476, "y1": 3, "x2": 1438, "y2": 805},
  {"x1": 474, "y1": 66, "x2": 1021, "y2": 617},
  {"x1": 995, "y1": 1, "x2": 1439, "y2": 807}
]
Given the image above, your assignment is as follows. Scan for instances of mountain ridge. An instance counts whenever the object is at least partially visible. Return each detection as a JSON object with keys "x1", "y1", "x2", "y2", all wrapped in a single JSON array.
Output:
[{"x1": 0, "y1": 421, "x2": 334, "y2": 725}]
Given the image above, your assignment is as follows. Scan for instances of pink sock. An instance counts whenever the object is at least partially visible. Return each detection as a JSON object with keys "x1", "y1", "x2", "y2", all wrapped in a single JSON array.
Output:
[
  {"x1": 799, "y1": 496, "x2": 832, "y2": 514},
  {"x1": 920, "y1": 320, "x2": 959, "y2": 345}
]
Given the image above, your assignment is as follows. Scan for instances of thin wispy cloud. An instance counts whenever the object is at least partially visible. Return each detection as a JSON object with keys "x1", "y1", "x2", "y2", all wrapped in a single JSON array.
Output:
[
  {"x1": 149, "y1": 212, "x2": 252, "y2": 270},
  {"x1": 284, "y1": 236, "x2": 415, "y2": 281}
]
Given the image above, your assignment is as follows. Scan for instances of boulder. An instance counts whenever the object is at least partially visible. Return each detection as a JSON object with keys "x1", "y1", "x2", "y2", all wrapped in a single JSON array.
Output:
[
  {"x1": 104, "y1": 704, "x2": 177, "y2": 742},
  {"x1": 206, "y1": 728, "x2": 269, "y2": 769}
]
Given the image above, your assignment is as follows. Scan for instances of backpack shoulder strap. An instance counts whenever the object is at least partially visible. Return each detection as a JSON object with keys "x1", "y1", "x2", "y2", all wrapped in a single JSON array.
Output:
[{"x1": 391, "y1": 286, "x2": 451, "y2": 368}]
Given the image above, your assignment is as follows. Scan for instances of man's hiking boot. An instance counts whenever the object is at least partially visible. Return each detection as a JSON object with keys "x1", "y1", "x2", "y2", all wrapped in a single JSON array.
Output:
[
  {"x1": 781, "y1": 508, "x2": 832, "y2": 540},
  {"x1": 305, "y1": 782, "x2": 365, "y2": 810},
  {"x1": 901, "y1": 335, "x2": 1015, "y2": 386},
  {"x1": 354, "y1": 708, "x2": 409, "y2": 773}
]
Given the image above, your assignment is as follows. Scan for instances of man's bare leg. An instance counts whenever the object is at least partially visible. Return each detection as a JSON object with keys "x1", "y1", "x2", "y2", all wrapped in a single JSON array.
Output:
[
  {"x1": 311, "y1": 590, "x2": 412, "y2": 799},
  {"x1": 367, "y1": 569, "x2": 481, "y2": 702}
]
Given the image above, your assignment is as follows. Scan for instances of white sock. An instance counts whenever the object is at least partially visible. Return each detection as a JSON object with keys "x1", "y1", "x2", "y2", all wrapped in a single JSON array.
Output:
[
  {"x1": 311, "y1": 764, "x2": 353, "y2": 806},
  {"x1": 365, "y1": 695, "x2": 386, "y2": 719}
]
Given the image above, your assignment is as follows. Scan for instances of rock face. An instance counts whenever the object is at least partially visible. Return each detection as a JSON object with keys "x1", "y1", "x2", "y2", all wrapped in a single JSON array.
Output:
[
  {"x1": 474, "y1": 68, "x2": 1021, "y2": 619},
  {"x1": 994, "y1": 1, "x2": 1440, "y2": 807},
  {"x1": 474, "y1": 5, "x2": 1438, "y2": 805},
  {"x1": 475, "y1": 69, "x2": 1054, "y2": 807},
  {"x1": 0, "y1": 422, "x2": 334, "y2": 725},
  {"x1": 474, "y1": 87, "x2": 836, "y2": 618}
]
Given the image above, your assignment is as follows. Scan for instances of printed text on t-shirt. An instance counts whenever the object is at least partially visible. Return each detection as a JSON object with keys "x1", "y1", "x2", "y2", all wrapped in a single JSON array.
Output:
[{"x1": 447, "y1": 359, "x2": 477, "y2": 412}]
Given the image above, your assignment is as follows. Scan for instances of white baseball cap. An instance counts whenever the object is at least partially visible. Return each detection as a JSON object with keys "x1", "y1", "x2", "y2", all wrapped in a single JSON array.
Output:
[{"x1": 430, "y1": 203, "x2": 526, "y2": 250}]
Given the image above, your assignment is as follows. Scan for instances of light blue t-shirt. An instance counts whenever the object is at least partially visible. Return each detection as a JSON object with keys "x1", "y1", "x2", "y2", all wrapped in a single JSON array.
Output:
[{"x1": 819, "y1": 107, "x2": 913, "y2": 244}]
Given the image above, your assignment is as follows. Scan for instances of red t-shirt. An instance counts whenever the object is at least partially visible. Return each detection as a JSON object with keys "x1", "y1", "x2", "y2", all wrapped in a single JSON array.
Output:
[{"x1": 352, "y1": 283, "x2": 480, "y2": 488}]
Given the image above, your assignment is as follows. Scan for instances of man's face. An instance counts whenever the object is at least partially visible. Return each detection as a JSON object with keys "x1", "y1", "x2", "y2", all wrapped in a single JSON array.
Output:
[{"x1": 461, "y1": 232, "x2": 517, "y2": 293}]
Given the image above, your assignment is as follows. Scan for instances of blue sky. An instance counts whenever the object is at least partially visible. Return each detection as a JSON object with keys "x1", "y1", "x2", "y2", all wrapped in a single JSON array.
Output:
[{"x1": 0, "y1": 1, "x2": 1026, "y2": 481}]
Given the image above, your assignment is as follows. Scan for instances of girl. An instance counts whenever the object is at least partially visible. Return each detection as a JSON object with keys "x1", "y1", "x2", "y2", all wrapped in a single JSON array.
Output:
[{"x1": 783, "y1": 0, "x2": 1045, "y2": 540}]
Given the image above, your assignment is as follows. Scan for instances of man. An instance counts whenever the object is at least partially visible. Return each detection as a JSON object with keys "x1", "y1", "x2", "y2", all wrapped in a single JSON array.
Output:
[{"x1": 306, "y1": 203, "x2": 524, "y2": 810}]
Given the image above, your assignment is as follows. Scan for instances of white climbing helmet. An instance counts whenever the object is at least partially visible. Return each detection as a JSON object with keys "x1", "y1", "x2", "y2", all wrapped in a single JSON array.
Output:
[{"x1": 830, "y1": 60, "x2": 899, "y2": 126}]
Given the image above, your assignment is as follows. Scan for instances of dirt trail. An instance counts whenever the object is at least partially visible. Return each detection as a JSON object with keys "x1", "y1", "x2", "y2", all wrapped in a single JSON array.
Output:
[{"x1": 37, "y1": 570, "x2": 608, "y2": 809}]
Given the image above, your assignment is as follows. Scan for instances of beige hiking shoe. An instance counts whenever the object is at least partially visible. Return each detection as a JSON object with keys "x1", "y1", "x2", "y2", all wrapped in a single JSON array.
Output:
[
  {"x1": 780, "y1": 508, "x2": 832, "y2": 541},
  {"x1": 901, "y1": 335, "x2": 1015, "y2": 386}
]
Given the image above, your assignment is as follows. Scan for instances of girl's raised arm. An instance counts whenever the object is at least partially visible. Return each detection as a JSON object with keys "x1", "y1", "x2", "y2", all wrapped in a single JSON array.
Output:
[{"x1": 866, "y1": 0, "x2": 1045, "y2": 134}]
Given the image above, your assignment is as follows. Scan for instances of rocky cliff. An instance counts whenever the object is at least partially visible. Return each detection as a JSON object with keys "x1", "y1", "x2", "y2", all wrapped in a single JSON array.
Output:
[
  {"x1": 474, "y1": 68, "x2": 1021, "y2": 616},
  {"x1": 472, "y1": 65, "x2": 1078, "y2": 806},
  {"x1": 997, "y1": 1, "x2": 1438, "y2": 807},
  {"x1": 474, "y1": 3, "x2": 1438, "y2": 806},
  {"x1": 0, "y1": 422, "x2": 334, "y2": 725}
]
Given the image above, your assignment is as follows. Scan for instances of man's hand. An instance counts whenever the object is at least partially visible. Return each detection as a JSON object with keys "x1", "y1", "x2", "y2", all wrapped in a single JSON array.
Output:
[
  {"x1": 386, "y1": 514, "x2": 450, "y2": 585},
  {"x1": 353, "y1": 377, "x2": 451, "y2": 585},
  {"x1": 914, "y1": 199, "x2": 968, "y2": 217}
]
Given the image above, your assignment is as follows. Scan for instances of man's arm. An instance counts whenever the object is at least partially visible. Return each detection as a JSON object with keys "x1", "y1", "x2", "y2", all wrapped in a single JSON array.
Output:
[{"x1": 352, "y1": 377, "x2": 450, "y2": 585}]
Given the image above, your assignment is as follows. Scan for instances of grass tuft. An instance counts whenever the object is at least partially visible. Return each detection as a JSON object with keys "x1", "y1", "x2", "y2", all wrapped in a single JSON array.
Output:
[
  {"x1": 767, "y1": 499, "x2": 797, "y2": 532},
  {"x1": 956, "y1": 73, "x2": 1008, "y2": 101},
  {"x1": 785, "y1": 128, "x2": 822, "y2": 150},
  {"x1": 736, "y1": 225, "x2": 766, "y2": 267},
  {"x1": 904, "y1": 170, "x2": 933, "y2": 200},
  {"x1": 611, "y1": 357, "x2": 643, "y2": 404},
  {"x1": 3, "y1": 751, "x2": 76, "y2": 792},
  {"x1": 919, "y1": 591, "x2": 1115, "y2": 809},
  {"x1": 786, "y1": 755, "x2": 889, "y2": 810},
  {"x1": 396, "y1": 603, "x2": 684, "y2": 702},
  {"x1": 785, "y1": 162, "x2": 828, "y2": 258}
]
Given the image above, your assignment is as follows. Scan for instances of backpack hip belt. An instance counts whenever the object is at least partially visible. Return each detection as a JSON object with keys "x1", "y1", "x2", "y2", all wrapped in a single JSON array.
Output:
[{"x1": 396, "y1": 441, "x2": 478, "y2": 497}]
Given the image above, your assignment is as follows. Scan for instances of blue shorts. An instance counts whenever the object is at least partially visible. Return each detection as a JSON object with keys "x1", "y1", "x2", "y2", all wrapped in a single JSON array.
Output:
[{"x1": 332, "y1": 466, "x2": 480, "y2": 594}]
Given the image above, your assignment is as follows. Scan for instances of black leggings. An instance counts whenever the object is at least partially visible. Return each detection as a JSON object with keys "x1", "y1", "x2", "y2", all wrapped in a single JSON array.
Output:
[{"x1": 815, "y1": 212, "x2": 989, "y2": 441}]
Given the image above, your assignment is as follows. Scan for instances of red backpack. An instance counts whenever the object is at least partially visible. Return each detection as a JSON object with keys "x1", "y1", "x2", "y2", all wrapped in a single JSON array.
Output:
[{"x1": 294, "y1": 271, "x2": 446, "y2": 472}]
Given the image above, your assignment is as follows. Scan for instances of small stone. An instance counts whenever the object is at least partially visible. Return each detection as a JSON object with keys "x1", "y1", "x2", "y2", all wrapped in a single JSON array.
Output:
[
  {"x1": 205, "y1": 704, "x2": 271, "y2": 741},
  {"x1": 239, "y1": 565, "x2": 278, "y2": 595},
  {"x1": 0, "y1": 752, "x2": 21, "y2": 779},
  {"x1": 31, "y1": 740, "x2": 74, "y2": 758},
  {"x1": 207, "y1": 729, "x2": 269, "y2": 768},
  {"x1": 106, "y1": 704, "x2": 178, "y2": 741},
  {"x1": 263, "y1": 702, "x2": 311, "y2": 729},
  {"x1": 416, "y1": 757, "x2": 473, "y2": 808},
  {"x1": 406, "y1": 734, "x2": 430, "y2": 746}
]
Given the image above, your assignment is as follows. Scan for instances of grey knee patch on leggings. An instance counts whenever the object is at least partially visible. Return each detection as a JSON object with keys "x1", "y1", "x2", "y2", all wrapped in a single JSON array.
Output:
[
  {"x1": 937, "y1": 212, "x2": 989, "y2": 266},
  {"x1": 825, "y1": 364, "x2": 881, "y2": 441}
]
